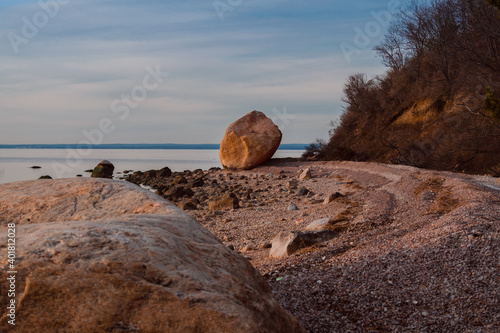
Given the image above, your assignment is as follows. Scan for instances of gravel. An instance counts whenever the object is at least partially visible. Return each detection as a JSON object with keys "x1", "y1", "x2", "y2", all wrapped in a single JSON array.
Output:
[{"x1": 136, "y1": 159, "x2": 500, "y2": 332}]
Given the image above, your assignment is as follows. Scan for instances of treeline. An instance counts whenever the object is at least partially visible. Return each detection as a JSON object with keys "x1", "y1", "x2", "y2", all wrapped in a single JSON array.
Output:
[{"x1": 309, "y1": 0, "x2": 500, "y2": 175}]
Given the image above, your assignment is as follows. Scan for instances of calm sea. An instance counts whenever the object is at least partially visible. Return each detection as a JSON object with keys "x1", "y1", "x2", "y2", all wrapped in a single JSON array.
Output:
[{"x1": 0, "y1": 149, "x2": 304, "y2": 184}]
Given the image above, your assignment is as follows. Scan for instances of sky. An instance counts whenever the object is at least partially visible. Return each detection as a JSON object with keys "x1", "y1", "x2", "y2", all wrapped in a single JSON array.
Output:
[{"x1": 0, "y1": 0, "x2": 402, "y2": 145}]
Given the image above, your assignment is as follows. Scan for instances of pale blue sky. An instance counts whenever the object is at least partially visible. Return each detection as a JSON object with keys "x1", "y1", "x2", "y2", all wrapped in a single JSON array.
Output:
[{"x1": 0, "y1": 0, "x2": 402, "y2": 144}]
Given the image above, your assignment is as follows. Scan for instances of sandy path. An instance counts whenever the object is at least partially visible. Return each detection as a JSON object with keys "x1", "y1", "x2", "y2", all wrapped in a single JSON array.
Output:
[{"x1": 192, "y1": 160, "x2": 499, "y2": 332}]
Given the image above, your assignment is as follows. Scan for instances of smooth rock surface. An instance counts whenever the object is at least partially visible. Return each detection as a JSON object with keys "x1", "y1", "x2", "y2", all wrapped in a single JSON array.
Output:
[
  {"x1": 0, "y1": 178, "x2": 305, "y2": 333},
  {"x1": 305, "y1": 218, "x2": 333, "y2": 231},
  {"x1": 219, "y1": 111, "x2": 282, "y2": 170}
]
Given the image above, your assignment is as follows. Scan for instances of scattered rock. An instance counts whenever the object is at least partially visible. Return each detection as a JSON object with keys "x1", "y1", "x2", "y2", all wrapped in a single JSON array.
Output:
[
  {"x1": 191, "y1": 177, "x2": 205, "y2": 187},
  {"x1": 305, "y1": 218, "x2": 333, "y2": 231},
  {"x1": 173, "y1": 175, "x2": 188, "y2": 185},
  {"x1": 323, "y1": 192, "x2": 345, "y2": 204},
  {"x1": 144, "y1": 169, "x2": 157, "y2": 178},
  {"x1": 91, "y1": 160, "x2": 114, "y2": 179},
  {"x1": 269, "y1": 230, "x2": 340, "y2": 258},
  {"x1": 219, "y1": 110, "x2": 282, "y2": 170},
  {"x1": 241, "y1": 245, "x2": 256, "y2": 252},
  {"x1": 164, "y1": 186, "x2": 188, "y2": 198},
  {"x1": 288, "y1": 203, "x2": 299, "y2": 211},
  {"x1": 30, "y1": 166, "x2": 42, "y2": 169},
  {"x1": 295, "y1": 187, "x2": 310, "y2": 196},
  {"x1": 38, "y1": 175, "x2": 52, "y2": 179},
  {"x1": 299, "y1": 168, "x2": 312, "y2": 180},
  {"x1": 178, "y1": 200, "x2": 197, "y2": 211},
  {"x1": 209, "y1": 193, "x2": 240, "y2": 210},
  {"x1": 158, "y1": 167, "x2": 172, "y2": 178}
]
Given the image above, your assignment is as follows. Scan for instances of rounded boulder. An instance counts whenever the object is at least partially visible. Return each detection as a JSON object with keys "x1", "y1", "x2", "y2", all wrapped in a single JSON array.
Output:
[{"x1": 219, "y1": 111, "x2": 282, "y2": 170}]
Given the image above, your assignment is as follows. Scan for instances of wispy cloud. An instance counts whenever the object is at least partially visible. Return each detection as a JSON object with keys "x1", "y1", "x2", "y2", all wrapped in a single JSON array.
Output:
[{"x1": 0, "y1": 0, "x2": 389, "y2": 144}]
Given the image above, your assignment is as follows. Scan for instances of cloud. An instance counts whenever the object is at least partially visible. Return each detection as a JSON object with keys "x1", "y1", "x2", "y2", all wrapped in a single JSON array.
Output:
[{"x1": 0, "y1": 0, "x2": 391, "y2": 144}]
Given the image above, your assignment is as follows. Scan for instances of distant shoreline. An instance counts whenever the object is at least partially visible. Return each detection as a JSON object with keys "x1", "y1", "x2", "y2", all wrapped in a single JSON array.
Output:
[{"x1": 0, "y1": 143, "x2": 307, "y2": 150}]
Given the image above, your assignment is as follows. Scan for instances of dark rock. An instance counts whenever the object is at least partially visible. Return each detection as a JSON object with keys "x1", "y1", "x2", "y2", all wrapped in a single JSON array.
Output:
[
  {"x1": 173, "y1": 175, "x2": 188, "y2": 185},
  {"x1": 76, "y1": 174, "x2": 83, "y2": 177},
  {"x1": 299, "y1": 168, "x2": 312, "y2": 180},
  {"x1": 178, "y1": 200, "x2": 197, "y2": 211},
  {"x1": 164, "y1": 186, "x2": 186, "y2": 198},
  {"x1": 38, "y1": 175, "x2": 52, "y2": 179},
  {"x1": 91, "y1": 160, "x2": 115, "y2": 179},
  {"x1": 158, "y1": 167, "x2": 172, "y2": 178},
  {"x1": 295, "y1": 187, "x2": 310, "y2": 196},
  {"x1": 144, "y1": 170, "x2": 157, "y2": 178},
  {"x1": 191, "y1": 177, "x2": 205, "y2": 188}
]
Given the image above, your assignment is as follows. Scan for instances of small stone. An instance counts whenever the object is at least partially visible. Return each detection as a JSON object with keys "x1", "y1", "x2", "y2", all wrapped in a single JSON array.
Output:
[
  {"x1": 38, "y1": 175, "x2": 52, "y2": 179},
  {"x1": 178, "y1": 201, "x2": 197, "y2": 211},
  {"x1": 323, "y1": 192, "x2": 345, "y2": 204},
  {"x1": 295, "y1": 187, "x2": 310, "y2": 196},
  {"x1": 173, "y1": 175, "x2": 188, "y2": 185},
  {"x1": 241, "y1": 245, "x2": 255, "y2": 252},
  {"x1": 299, "y1": 168, "x2": 312, "y2": 180},
  {"x1": 191, "y1": 177, "x2": 205, "y2": 187},
  {"x1": 288, "y1": 203, "x2": 299, "y2": 211}
]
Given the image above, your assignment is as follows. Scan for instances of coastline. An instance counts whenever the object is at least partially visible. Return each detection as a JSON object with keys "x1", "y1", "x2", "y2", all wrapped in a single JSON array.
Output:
[{"x1": 125, "y1": 159, "x2": 500, "y2": 332}]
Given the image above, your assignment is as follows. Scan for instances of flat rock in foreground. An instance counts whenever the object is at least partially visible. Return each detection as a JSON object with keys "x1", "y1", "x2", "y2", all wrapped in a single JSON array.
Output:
[{"x1": 0, "y1": 178, "x2": 305, "y2": 333}]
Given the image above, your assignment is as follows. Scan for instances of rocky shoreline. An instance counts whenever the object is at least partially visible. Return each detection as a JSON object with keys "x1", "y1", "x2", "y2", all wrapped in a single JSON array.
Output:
[{"x1": 124, "y1": 159, "x2": 500, "y2": 332}]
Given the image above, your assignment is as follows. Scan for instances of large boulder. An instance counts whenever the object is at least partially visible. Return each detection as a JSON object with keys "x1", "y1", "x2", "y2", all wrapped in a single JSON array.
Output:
[
  {"x1": 219, "y1": 110, "x2": 282, "y2": 170},
  {"x1": 0, "y1": 179, "x2": 305, "y2": 333}
]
